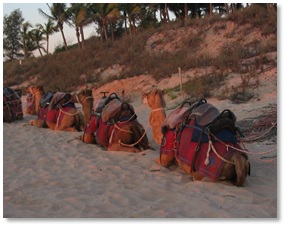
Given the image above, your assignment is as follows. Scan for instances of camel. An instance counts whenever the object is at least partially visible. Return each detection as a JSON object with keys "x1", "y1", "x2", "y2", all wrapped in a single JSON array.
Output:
[
  {"x1": 29, "y1": 90, "x2": 84, "y2": 132},
  {"x1": 3, "y1": 87, "x2": 23, "y2": 123},
  {"x1": 81, "y1": 92, "x2": 150, "y2": 152},
  {"x1": 25, "y1": 85, "x2": 44, "y2": 115},
  {"x1": 143, "y1": 89, "x2": 250, "y2": 186},
  {"x1": 142, "y1": 88, "x2": 166, "y2": 145},
  {"x1": 71, "y1": 89, "x2": 95, "y2": 143}
]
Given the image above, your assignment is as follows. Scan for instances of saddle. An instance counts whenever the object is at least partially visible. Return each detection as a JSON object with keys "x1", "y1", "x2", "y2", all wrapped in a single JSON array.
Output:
[
  {"x1": 48, "y1": 92, "x2": 74, "y2": 111},
  {"x1": 4, "y1": 87, "x2": 21, "y2": 101},
  {"x1": 40, "y1": 91, "x2": 53, "y2": 107},
  {"x1": 160, "y1": 99, "x2": 240, "y2": 180},
  {"x1": 37, "y1": 91, "x2": 54, "y2": 120},
  {"x1": 3, "y1": 87, "x2": 23, "y2": 122}
]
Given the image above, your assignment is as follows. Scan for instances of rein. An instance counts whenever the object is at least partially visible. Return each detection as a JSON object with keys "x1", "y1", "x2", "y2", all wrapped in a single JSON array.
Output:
[
  {"x1": 209, "y1": 132, "x2": 277, "y2": 163},
  {"x1": 75, "y1": 94, "x2": 93, "y2": 105}
]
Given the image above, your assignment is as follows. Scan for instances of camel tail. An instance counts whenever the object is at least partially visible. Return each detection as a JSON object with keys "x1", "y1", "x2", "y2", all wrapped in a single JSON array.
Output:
[{"x1": 234, "y1": 152, "x2": 250, "y2": 186}]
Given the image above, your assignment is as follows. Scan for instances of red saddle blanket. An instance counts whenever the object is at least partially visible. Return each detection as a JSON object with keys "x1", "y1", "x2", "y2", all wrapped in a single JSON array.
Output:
[
  {"x1": 161, "y1": 118, "x2": 238, "y2": 180},
  {"x1": 95, "y1": 118, "x2": 137, "y2": 148},
  {"x1": 85, "y1": 115, "x2": 100, "y2": 134},
  {"x1": 38, "y1": 106, "x2": 49, "y2": 120},
  {"x1": 95, "y1": 118, "x2": 114, "y2": 148},
  {"x1": 46, "y1": 106, "x2": 74, "y2": 126}
]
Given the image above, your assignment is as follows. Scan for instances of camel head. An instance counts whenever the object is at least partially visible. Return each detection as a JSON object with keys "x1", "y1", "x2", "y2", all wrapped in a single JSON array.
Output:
[
  {"x1": 71, "y1": 89, "x2": 93, "y2": 106},
  {"x1": 27, "y1": 85, "x2": 44, "y2": 95},
  {"x1": 142, "y1": 88, "x2": 166, "y2": 109}
]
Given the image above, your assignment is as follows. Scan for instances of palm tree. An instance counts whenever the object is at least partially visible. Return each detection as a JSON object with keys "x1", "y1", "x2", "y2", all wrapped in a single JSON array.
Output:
[
  {"x1": 118, "y1": 3, "x2": 141, "y2": 35},
  {"x1": 30, "y1": 28, "x2": 45, "y2": 57},
  {"x1": 68, "y1": 3, "x2": 93, "y2": 49},
  {"x1": 38, "y1": 3, "x2": 71, "y2": 50},
  {"x1": 36, "y1": 19, "x2": 56, "y2": 54},
  {"x1": 91, "y1": 3, "x2": 120, "y2": 41},
  {"x1": 20, "y1": 22, "x2": 35, "y2": 58}
]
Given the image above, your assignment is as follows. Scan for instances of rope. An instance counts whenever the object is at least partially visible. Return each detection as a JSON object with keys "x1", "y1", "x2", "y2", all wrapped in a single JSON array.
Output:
[
  {"x1": 56, "y1": 108, "x2": 81, "y2": 127},
  {"x1": 118, "y1": 123, "x2": 151, "y2": 147},
  {"x1": 75, "y1": 94, "x2": 93, "y2": 105},
  {"x1": 241, "y1": 121, "x2": 277, "y2": 142},
  {"x1": 209, "y1": 132, "x2": 277, "y2": 163},
  {"x1": 204, "y1": 139, "x2": 235, "y2": 165}
]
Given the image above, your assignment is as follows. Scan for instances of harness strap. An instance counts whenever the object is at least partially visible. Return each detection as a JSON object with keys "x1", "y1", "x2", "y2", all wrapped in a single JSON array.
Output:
[
  {"x1": 56, "y1": 108, "x2": 81, "y2": 127},
  {"x1": 151, "y1": 107, "x2": 165, "y2": 112},
  {"x1": 204, "y1": 139, "x2": 235, "y2": 165}
]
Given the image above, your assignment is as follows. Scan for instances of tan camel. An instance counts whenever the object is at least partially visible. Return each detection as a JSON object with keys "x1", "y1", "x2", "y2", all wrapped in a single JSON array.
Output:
[
  {"x1": 71, "y1": 89, "x2": 95, "y2": 143},
  {"x1": 71, "y1": 89, "x2": 94, "y2": 126},
  {"x1": 142, "y1": 88, "x2": 166, "y2": 145},
  {"x1": 143, "y1": 89, "x2": 250, "y2": 186},
  {"x1": 25, "y1": 85, "x2": 44, "y2": 115},
  {"x1": 30, "y1": 91, "x2": 84, "y2": 132}
]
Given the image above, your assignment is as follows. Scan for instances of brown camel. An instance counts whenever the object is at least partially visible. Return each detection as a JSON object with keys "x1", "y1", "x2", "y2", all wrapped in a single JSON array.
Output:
[
  {"x1": 81, "y1": 93, "x2": 150, "y2": 152},
  {"x1": 105, "y1": 102, "x2": 150, "y2": 152},
  {"x1": 142, "y1": 88, "x2": 166, "y2": 145},
  {"x1": 30, "y1": 91, "x2": 84, "y2": 132},
  {"x1": 25, "y1": 85, "x2": 44, "y2": 115},
  {"x1": 143, "y1": 90, "x2": 250, "y2": 186}
]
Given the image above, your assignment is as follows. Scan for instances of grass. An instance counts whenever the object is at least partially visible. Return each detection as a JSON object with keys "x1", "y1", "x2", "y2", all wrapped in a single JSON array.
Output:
[{"x1": 3, "y1": 4, "x2": 277, "y2": 101}]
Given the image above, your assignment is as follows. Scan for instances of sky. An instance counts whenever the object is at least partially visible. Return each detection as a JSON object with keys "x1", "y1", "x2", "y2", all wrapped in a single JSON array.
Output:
[{"x1": 3, "y1": 2, "x2": 96, "y2": 56}]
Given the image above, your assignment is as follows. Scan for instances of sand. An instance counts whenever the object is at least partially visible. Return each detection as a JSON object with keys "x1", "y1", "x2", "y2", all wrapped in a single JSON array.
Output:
[{"x1": 2, "y1": 85, "x2": 277, "y2": 218}]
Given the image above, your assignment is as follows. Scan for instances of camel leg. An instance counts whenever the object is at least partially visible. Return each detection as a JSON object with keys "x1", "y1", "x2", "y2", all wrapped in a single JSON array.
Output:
[
  {"x1": 108, "y1": 143, "x2": 140, "y2": 153},
  {"x1": 30, "y1": 119, "x2": 45, "y2": 128},
  {"x1": 54, "y1": 125, "x2": 78, "y2": 132},
  {"x1": 156, "y1": 154, "x2": 175, "y2": 167},
  {"x1": 80, "y1": 133, "x2": 95, "y2": 144}
]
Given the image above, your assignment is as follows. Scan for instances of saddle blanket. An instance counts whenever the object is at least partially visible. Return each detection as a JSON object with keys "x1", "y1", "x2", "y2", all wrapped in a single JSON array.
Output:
[
  {"x1": 46, "y1": 106, "x2": 74, "y2": 126},
  {"x1": 177, "y1": 118, "x2": 236, "y2": 180}
]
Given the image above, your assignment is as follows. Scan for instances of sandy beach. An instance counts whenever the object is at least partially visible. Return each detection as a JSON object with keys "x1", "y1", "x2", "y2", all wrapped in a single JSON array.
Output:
[{"x1": 2, "y1": 81, "x2": 277, "y2": 218}]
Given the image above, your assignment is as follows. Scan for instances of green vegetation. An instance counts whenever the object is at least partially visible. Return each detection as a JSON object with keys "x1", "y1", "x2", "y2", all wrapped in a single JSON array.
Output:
[{"x1": 3, "y1": 4, "x2": 277, "y2": 104}]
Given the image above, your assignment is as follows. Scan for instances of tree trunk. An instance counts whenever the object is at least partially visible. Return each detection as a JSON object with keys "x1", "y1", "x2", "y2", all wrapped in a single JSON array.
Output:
[
  {"x1": 225, "y1": 3, "x2": 229, "y2": 14},
  {"x1": 128, "y1": 17, "x2": 132, "y2": 35},
  {"x1": 59, "y1": 25, "x2": 68, "y2": 50},
  {"x1": 231, "y1": 3, "x2": 236, "y2": 13},
  {"x1": 165, "y1": 3, "x2": 169, "y2": 22},
  {"x1": 124, "y1": 16, "x2": 127, "y2": 35},
  {"x1": 80, "y1": 25, "x2": 85, "y2": 48},
  {"x1": 209, "y1": 3, "x2": 213, "y2": 16},
  {"x1": 76, "y1": 27, "x2": 81, "y2": 48},
  {"x1": 46, "y1": 36, "x2": 49, "y2": 54},
  {"x1": 37, "y1": 43, "x2": 43, "y2": 57},
  {"x1": 111, "y1": 23, "x2": 115, "y2": 42},
  {"x1": 184, "y1": 3, "x2": 188, "y2": 21},
  {"x1": 103, "y1": 24, "x2": 108, "y2": 41}
]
